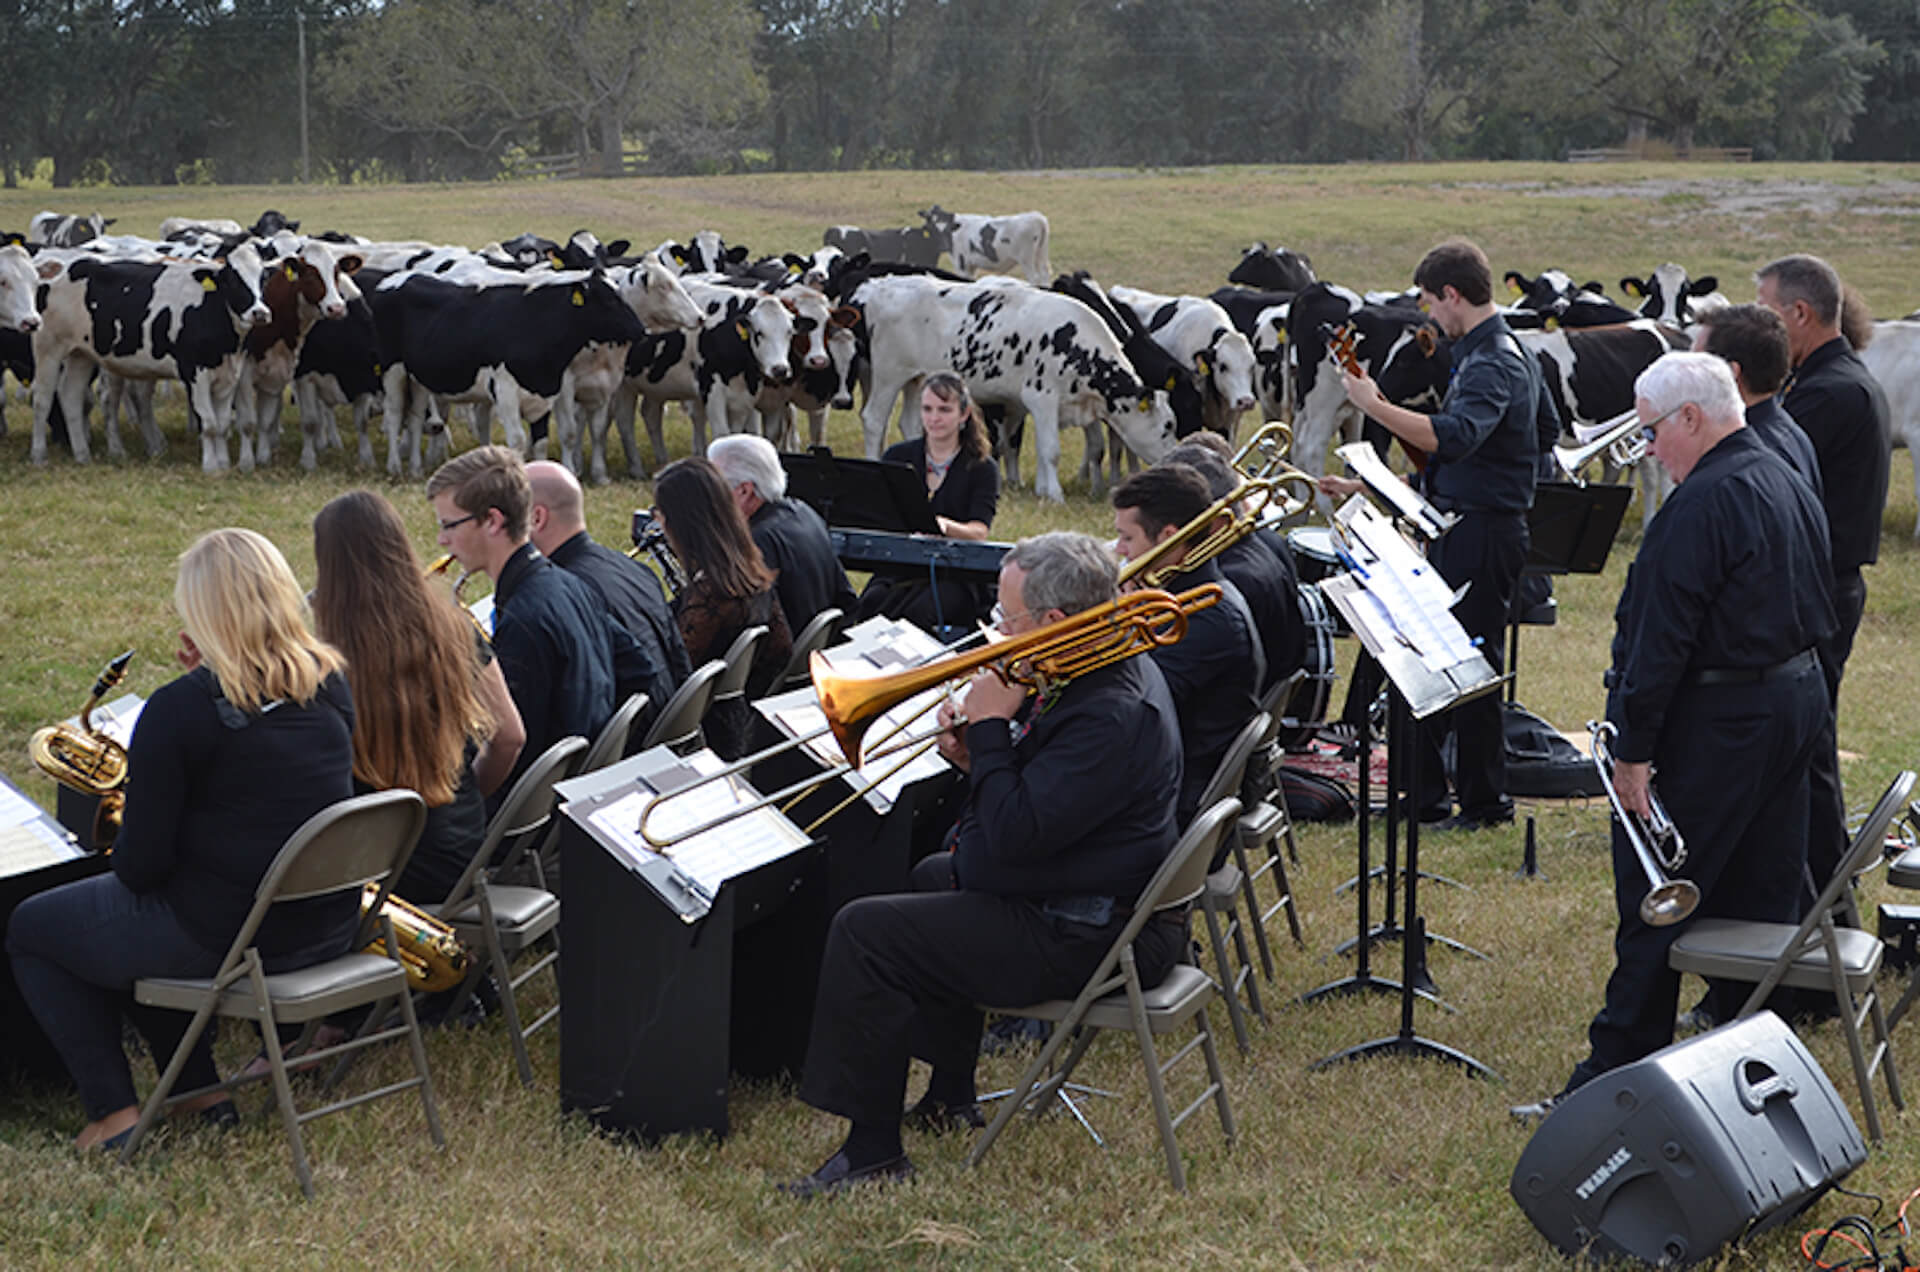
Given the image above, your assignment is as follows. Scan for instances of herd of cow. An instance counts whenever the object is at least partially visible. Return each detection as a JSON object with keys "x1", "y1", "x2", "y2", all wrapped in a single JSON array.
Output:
[{"x1": 4, "y1": 205, "x2": 1919, "y2": 533}]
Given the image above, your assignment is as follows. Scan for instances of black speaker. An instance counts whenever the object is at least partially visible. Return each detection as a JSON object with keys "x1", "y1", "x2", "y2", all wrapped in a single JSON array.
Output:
[{"x1": 1511, "y1": 1011, "x2": 1866, "y2": 1267}]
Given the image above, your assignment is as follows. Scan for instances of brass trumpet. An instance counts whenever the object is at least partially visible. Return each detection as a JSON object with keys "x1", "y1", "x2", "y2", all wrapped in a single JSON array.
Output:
[
  {"x1": 1118, "y1": 469, "x2": 1316, "y2": 591},
  {"x1": 360, "y1": 884, "x2": 471, "y2": 992},
  {"x1": 1589, "y1": 721, "x2": 1700, "y2": 926},
  {"x1": 1553, "y1": 409, "x2": 1645, "y2": 484},
  {"x1": 28, "y1": 650, "x2": 134, "y2": 850},
  {"x1": 635, "y1": 584, "x2": 1224, "y2": 849}
]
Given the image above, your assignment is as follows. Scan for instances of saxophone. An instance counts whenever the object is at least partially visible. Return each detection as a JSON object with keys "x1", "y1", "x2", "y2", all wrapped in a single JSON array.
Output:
[{"x1": 28, "y1": 650, "x2": 134, "y2": 850}]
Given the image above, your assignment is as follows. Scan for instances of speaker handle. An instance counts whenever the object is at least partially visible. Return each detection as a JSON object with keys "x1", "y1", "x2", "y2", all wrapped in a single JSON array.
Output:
[{"x1": 1737, "y1": 1059, "x2": 1800, "y2": 1113}]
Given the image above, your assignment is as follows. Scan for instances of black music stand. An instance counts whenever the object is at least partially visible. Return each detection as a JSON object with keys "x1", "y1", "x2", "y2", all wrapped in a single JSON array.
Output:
[
  {"x1": 1507, "y1": 481, "x2": 1631, "y2": 702},
  {"x1": 781, "y1": 449, "x2": 939, "y2": 534},
  {"x1": 0, "y1": 774, "x2": 102, "y2": 1088}
]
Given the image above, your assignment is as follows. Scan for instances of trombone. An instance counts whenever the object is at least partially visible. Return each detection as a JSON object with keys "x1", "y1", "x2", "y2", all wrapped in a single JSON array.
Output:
[
  {"x1": 1589, "y1": 720, "x2": 1700, "y2": 926},
  {"x1": 1231, "y1": 420, "x2": 1295, "y2": 481},
  {"x1": 635, "y1": 584, "x2": 1225, "y2": 849},
  {"x1": 1553, "y1": 409, "x2": 1646, "y2": 484},
  {"x1": 1118, "y1": 467, "x2": 1317, "y2": 591}
]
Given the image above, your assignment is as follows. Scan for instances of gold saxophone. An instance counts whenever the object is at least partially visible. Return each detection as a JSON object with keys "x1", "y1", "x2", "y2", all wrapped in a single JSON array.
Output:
[
  {"x1": 28, "y1": 650, "x2": 134, "y2": 850},
  {"x1": 361, "y1": 884, "x2": 471, "y2": 992}
]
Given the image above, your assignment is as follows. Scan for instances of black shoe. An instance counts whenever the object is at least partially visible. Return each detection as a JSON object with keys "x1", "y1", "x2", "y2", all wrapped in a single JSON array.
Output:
[
  {"x1": 903, "y1": 1097, "x2": 986, "y2": 1134},
  {"x1": 198, "y1": 1100, "x2": 240, "y2": 1131},
  {"x1": 1509, "y1": 1095, "x2": 1559, "y2": 1125},
  {"x1": 777, "y1": 1149, "x2": 915, "y2": 1199},
  {"x1": 980, "y1": 1015, "x2": 1049, "y2": 1055},
  {"x1": 1675, "y1": 1006, "x2": 1719, "y2": 1036},
  {"x1": 1432, "y1": 809, "x2": 1515, "y2": 833},
  {"x1": 1398, "y1": 800, "x2": 1452, "y2": 825}
]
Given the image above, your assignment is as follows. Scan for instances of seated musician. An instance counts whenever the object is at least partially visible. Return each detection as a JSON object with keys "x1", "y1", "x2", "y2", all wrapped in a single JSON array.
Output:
[
  {"x1": 1511, "y1": 354, "x2": 1833, "y2": 1122},
  {"x1": 1111, "y1": 464, "x2": 1265, "y2": 833},
  {"x1": 855, "y1": 371, "x2": 1001, "y2": 638},
  {"x1": 312, "y1": 490, "x2": 525, "y2": 905},
  {"x1": 653, "y1": 457, "x2": 795, "y2": 758},
  {"x1": 7, "y1": 529, "x2": 357, "y2": 1150},
  {"x1": 427, "y1": 446, "x2": 660, "y2": 798},
  {"x1": 708, "y1": 433, "x2": 856, "y2": 636},
  {"x1": 780, "y1": 531, "x2": 1186, "y2": 1197},
  {"x1": 1163, "y1": 439, "x2": 1305, "y2": 697},
  {"x1": 527, "y1": 460, "x2": 691, "y2": 708}
]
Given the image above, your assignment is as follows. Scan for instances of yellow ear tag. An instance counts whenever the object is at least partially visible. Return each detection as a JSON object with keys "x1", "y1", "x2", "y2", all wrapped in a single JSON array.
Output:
[
  {"x1": 200, "y1": 276, "x2": 217, "y2": 292},
  {"x1": 1195, "y1": 354, "x2": 1210, "y2": 376},
  {"x1": 1509, "y1": 279, "x2": 1522, "y2": 295},
  {"x1": 1276, "y1": 328, "x2": 1287, "y2": 343},
  {"x1": 1164, "y1": 371, "x2": 1177, "y2": 390},
  {"x1": 787, "y1": 263, "x2": 801, "y2": 275},
  {"x1": 1138, "y1": 394, "x2": 1153, "y2": 411},
  {"x1": 736, "y1": 320, "x2": 751, "y2": 340},
  {"x1": 571, "y1": 287, "x2": 585, "y2": 307},
  {"x1": 1545, "y1": 315, "x2": 1559, "y2": 331},
  {"x1": 284, "y1": 264, "x2": 297, "y2": 281}
]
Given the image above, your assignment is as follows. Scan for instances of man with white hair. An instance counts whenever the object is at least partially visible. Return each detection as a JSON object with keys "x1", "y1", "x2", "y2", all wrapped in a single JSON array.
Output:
[
  {"x1": 1513, "y1": 352, "x2": 1834, "y2": 1120},
  {"x1": 708, "y1": 434, "x2": 855, "y2": 635}
]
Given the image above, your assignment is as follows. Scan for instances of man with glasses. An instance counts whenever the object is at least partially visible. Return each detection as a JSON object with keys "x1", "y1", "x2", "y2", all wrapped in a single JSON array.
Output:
[
  {"x1": 1513, "y1": 353, "x2": 1833, "y2": 1121},
  {"x1": 707, "y1": 434, "x2": 856, "y2": 636},
  {"x1": 426, "y1": 446, "x2": 660, "y2": 797},
  {"x1": 780, "y1": 531, "x2": 1186, "y2": 1197},
  {"x1": 1337, "y1": 238, "x2": 1554, "y2": 831}
]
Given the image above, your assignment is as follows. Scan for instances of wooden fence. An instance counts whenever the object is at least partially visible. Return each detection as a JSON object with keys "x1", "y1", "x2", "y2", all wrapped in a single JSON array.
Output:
[
  {"x1": 505, "y1": 151, "x2": 647, "y2": 180},
  {"x1": 1566, "y1": 146, "x2": 1754, "y2": 163}
]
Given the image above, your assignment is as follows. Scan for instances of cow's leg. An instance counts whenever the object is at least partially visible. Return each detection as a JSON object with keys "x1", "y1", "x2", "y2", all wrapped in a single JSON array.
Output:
[
  {"x1": 1026, "y1": 394, "x2": 1065, "y2": 504},
  {"x1": 295, "y1": 380, "x2": 322, "y2": 471},
  {"x1": 807, "y1": 405, "x2": 829, "y2": 449},
  {"x1": 687, "y1": 397, "x2": 711, "y2": 454},
  {"x1": 193, "y1": 378, "x2": 227, "y2": 473},
  {"x1": 352, "y1": 395, "x2": 375, "y2": 468},
  {"x1": 610, "y1": 380, "x2": 649, "y2": 479},
  {"x1": 231, "y1": 370, "x2": 259, "y2": 474},
  {"x1": 30, "y1": 358, "x2": 67, "y2": 465},
  {"x1": 381, "y1": 366, "x2": 411, "y2": 478},
  {"x1": 99, "y1": 372, "x2": 130, "y2": 462},
  {"x1": 639, "y1": 395, "x2": 670, "y2": 473},
  {"x1": 258, "y1": 388, "x2": 284, "y2": 466},
  {"x1": 860, "y1": 375, "x2": 906, "y2": 458},
  {"x1": 492, "y1": 374, "x2": 528, "y2": 457},
  {"x1": 125, "y1": 380, "x2": 163, "y2": 458}
]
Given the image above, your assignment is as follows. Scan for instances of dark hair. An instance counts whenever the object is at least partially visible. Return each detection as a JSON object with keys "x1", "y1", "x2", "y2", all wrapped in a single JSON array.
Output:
[
  {"x1": 1841, "y1": 282, "x2": 1874, "y2": 351},
  {"x1": 1695, "y1": 304, "x2": 1791, "y2": 397},
  {"x1": 425, "y1": 445, "x2": 530, "y2": 539},
  {"x1": 1758, "y1": 254, "x2": 1841, "y2": 327},
  {"x1": 921, "y1": 371, "x2": 991, "y2": 463},
  {"x1": 312, "y1": 490, "x2": 489, "y2": 806},
  {"x1": 1112, "y1": 463, "x2": 1213, "y2": 537},
  {"x1": 654, "y1": 457, "x2": 775, "y2": 599},
  {"x1": 1413, "y1": 239, "x2": 1493, "y2": 307},
  {"x1": 1163, "y1": 443, "x2": 1238, "y2": 500}
]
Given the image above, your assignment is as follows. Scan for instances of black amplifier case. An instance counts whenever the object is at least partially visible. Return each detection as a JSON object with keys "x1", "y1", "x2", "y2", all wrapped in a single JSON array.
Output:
[{"x1": 1510, "y1": 1011, "x2": 1867, "y2": 1266}]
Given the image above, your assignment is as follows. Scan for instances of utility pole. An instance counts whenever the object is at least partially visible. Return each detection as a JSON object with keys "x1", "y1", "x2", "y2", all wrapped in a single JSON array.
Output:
[{"x1": 297, "y1": 10, "x2": 311, "y2": 183}]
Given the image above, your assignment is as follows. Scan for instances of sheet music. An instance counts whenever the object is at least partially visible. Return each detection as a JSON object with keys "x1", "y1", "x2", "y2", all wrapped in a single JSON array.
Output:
[
  {"x1": 468, "y1": 595, "x2": 495, "y2": 635},
  {"x1": 70, "y1": 693, "x2": 144, "y2": 748},
  {"x1": 0, "y1": 778, "x2": 84, "y2": 875},
  {"x1": 1334, "y1": 441, "x2": 1456, "y2": 540},
  {"x1": 1334, "y1": 500, "x2": 1481, "y2": 673},
  {"x1": 767, "y1": 691, "x2": 950, "y2": 813}
]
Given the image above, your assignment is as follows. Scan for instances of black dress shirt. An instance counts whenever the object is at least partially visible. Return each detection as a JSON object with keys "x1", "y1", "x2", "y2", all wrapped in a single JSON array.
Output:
[
  {"x1": 1217, "y1": 535, "x2": 1303, "y2": 694},
  {"x1": 546, "y1": 529, "x2": 689, "y2": 706},
  {"x1": 1606, "y1": 428, "x2": 1835, "y2": 763},
  {"x1": 953, "y1": 654, "x2": 1183, "y2": 903},
  {"x1": 749, "y1": 497, "x2": 857, "y2": 633},
  {"x1": 1423, "y1": 313, "x2": 1543, "y2": 514},
  {"x1": 1744, "y1": 397, "x2": 1822, "y2": 499},
  {"x1": 1147, "y1": 560, "x2": 1264, "y2": 826},
  {"x1": 1782, "y1": 336, "x2": 1891, "y2": 575},
  {"x1": 884, "y1": 436, "x2": 1000, "y2": 529}
]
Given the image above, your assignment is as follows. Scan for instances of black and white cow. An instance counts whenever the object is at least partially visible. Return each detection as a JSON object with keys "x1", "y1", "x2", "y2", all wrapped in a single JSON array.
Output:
[
  {"x1": 250, "y1": 210, "x2": 300, "y2": 238},
  {"x1": 1860, "y1": 320, "x2": 1920, "y2": 539},
  {"x1": 1227, "y1": 242, "x2": 1316, "y2": 292},
  {"x1": 848, "y1": 273, "x2": 1175, "y2": 501},
  {"x1": 654, "y1": 231, "x2": 750, "y2": 277},
  {"x1": 554, "y1": 230, "x2": 633, "y2": 271},
  {"x1": 1108, "y1": 285, "x2": 1260, "y2": 437},
  {"x1": 750, "y1": 287, "x2": 862, "y2": 452},
  {"x1": 293, "y1": 289, "x2": 384, "y2": 470},
  {"x1": 31, "y1": 243, "x2": 272, "y2": 468},
  {"x1": 918, "y1": 206, "x2": 1053, "y2": 285},
  {"x1": 233, "y1": 237, "x2": 363, "y2": 470},
  {"x1": 1286, "y1": 282, "x2": 1452, "y2": 481},
  {"x1": 1620, "y1": 263, "x2": 1728, "y2": 328},
  {"x1": 0, "y1": 245, "x2": 49, "y2": 437},
  {"x1": 158, "y1": 216, "x2": 243, "y2": 240},
  {"x1": 1502, "y1": 269, "x2": 1639, "y2": 328},
  {"x1": 29, "y1": 211, "x2": 115, "y2": 248},
  {"x1": 822, "y1": 223, "x2": 942, "y2": 269}
]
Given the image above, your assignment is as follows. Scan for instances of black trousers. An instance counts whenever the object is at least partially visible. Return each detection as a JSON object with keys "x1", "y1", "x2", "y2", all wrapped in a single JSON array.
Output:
[
  {"x1": 1563, "y1": 663, "x2": 1826, "y2": 1094},
  {"x1": 1805, "y1": 569, "x2": 1866, "y2": 898},
  {"x1": 797, "y1": 854, "x2": 1185, "y2": 1129},
  {"x1": 1414, "y1": 510, "x2": 1527, "y2": 819}
]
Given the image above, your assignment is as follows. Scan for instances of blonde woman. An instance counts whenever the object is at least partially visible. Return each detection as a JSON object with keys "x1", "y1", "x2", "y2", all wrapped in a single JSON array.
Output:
[{"x1": 7, "y1": 529, "x2": 357, "y2": 1151}]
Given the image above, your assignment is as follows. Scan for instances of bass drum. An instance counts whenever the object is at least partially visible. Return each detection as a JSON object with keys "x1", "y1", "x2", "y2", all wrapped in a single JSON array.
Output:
[
  {"x1": 1281, "y1": 582, "x2": 1339, "y2": 747},
  {"x1": 1287, "y1": 525, "x2": 1342, "y2": 585}
]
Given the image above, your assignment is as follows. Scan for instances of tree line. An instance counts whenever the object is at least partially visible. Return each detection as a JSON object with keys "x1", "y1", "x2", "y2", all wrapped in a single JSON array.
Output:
[{"x1": 4, "y1": 0, "x2": 1915, "y2": 188}]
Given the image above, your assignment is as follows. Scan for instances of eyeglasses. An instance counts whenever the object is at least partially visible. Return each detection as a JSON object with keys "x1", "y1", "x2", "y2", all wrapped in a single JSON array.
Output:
[
  {"x1": 437, "y1": 512, "x2": 479, "y2": 533},
  {"x1": 989, "y1": 603, "x2": 1035, "y2": 632},
  {"x1": 1638, "y1": 403, "x2": 1688, "y2": 448}
]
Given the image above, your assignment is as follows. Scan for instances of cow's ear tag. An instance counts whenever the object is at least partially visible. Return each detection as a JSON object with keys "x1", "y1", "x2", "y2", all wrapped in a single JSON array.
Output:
[
  {"x1": 571, "y1": 286, "x2": 585, "y2": 307},
  {"x1": 735, "y1": 320, "x2": 751, "y2": 340},
  {"x1": 1545, "y1": 315, "x2": 1559, "y2": 331},
  {"x1": 1508, "y1": 279, "x2": 1522, "y2": 295},
  {"x1": 200, "y1": 276, "x2": 217, "y2": 292},
  {"x1": 1138, "y1": 394, "x2": 1153, "y2": 411},
  {"x1": 284, "y1": 264, "x2": 297, "y2": 281},
  {"x1": 1275, "y1": 327, "x2": 1287, "y2": 343},
  {"x1": 1194, "y1": 353, "x2": 1210, "y2": 376},
  {"x1": 1164, "y1": 370, "x2": 1177, "y2": 390},
  {"x1": 787, "y1": 262, "x2": 801, "y2": 275}
]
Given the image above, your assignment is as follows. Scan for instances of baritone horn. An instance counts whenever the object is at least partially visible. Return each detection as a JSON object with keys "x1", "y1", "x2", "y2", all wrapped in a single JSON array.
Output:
[
  {"x1": 1589, "y1": 720, "x2": 1700, "y2": 926},
  {"x1": 1117, "y1": 468, "x2": 1316, "y2": 591},
  {"x1": 28, "y1": 650, "x2": 134, "y2": 850},
  {"x1": 361, "y1": 885, "x2": 471, "y2": 992},
  {"x1": 636, "y1": 584, "x2": 1225, "y2": 849},
  {"x1": 1554, "y1": 409, "x2": 1646, "y2": 484}
]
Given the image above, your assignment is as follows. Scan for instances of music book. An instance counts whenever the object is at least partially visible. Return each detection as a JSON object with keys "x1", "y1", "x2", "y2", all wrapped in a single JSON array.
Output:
[
  {"x1": 1334, "y1": 441, "x2": 1457, "y2": 541},
  {"x1": 0, "y1": 774, "x2": 83, "y2": 878}
]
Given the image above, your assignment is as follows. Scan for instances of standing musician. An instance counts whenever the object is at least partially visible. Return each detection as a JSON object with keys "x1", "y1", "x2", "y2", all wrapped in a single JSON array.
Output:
[
  {"x1": 1332, "y1": 238, "x2": 1549, "y2": 831},
  {"x1": 8, "y1": 529, "x2": 357, "y2": 1150},
  {"x1": 1111, "y1": 463, "x2": 1264, "y2": 835},
  {"x1": 1691, "y1": 304, "x2": 1821, "y2": 494},
  {"x1": 1757, "y1": 254, "x2": 1891, "y2": 894},
  {"x1": 708, "y1": 433, "x2": 856, "y2": 636},
  {"x1": 780, "y1": 532, "x2": 1186, "y2": 1198},
  {"x1": 526, "y1": 460, "x2": 689, "y2": 709},
  {"x1": 1512, "y1": 354, "x2": 1834, "y2": 1121},
  {"x1": 854, "y1": 370, "x2": 1001, "y2": 637},
  {"x1": 426, "y1": 446, "x2": 660, "y2": 798}
]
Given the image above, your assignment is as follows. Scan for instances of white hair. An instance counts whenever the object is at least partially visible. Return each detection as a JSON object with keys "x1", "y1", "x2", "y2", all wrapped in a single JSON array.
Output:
[
  {"x1": 1634, "y1": 351, "x2": 1743, "y2": 426},
  {"x1": 706, "y1": 434, "x2": 787, "y2": 500}
]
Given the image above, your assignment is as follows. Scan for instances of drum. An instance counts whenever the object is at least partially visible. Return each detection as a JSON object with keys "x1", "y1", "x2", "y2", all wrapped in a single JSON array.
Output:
[
  {"x1": 1281, "y1": 583, "x2": 1339, "y2": 744},
  {"x1": 1287, "y1": 526, "x2": 1342, "y2": 585}
]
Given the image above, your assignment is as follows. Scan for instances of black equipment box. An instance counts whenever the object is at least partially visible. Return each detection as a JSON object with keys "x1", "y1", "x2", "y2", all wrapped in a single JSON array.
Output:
[
  {"x1": 1511, "y1": 1011, "x2": 1865, "y2": 1267},
  {"x1": 1879, "y1": 903, "x2": 1920, "y2": 973}
]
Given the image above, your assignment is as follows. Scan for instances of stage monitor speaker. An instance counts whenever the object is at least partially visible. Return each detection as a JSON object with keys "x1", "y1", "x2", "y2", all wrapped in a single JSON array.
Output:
[{"x1": 1510, "y1": 1011, "x2": 1866, "y2": 1267}]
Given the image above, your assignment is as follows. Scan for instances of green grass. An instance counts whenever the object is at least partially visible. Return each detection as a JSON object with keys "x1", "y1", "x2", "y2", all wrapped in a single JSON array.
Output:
[{"x1": 4, "y1": 164, "x2": 1920, "y2": 1268}]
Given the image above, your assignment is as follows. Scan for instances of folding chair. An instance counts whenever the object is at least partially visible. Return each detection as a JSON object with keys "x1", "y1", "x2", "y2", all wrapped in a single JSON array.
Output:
[
  {"x1": 124, "y1": 789, "x2": 442, "y2": 1197},
  {"x1": 774, "y1": 606, "x2": 844, "y2": 691},
  {"x1": 1668, "y1": 769, "x2": 1916, "y2": 1143},
  {"x1": 1192, "y1": 714, "x2": 1270, "y2": 1054},
  {"x1": 640, "y1": 659, "x2": 724, "y2": 754},
  {"x1": 970, "y1": 798, "x2": 1242, "y2": 1192},
  {"x1": 1878, "y1": 801, "x2": 1920, "y2": 1033},
  {"x1": 435, "y1": 736, "x2": 588, "y2": 1086},
  {"x1": 582, "y1": 692, "x2": 649, "y2": 773},
  {"x1": 712, "y1": 624, "x2": 769, "y2": 709}
]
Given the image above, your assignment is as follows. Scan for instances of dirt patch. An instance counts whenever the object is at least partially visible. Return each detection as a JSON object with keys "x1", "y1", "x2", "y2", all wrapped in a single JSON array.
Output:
[{"x1": 1458, "y1": 176, "x2": 1920, "y2": 217}]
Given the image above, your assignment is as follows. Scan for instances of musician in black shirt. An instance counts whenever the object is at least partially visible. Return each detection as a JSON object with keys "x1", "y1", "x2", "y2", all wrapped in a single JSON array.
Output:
[
  {"x1": 1517, "y1": 355, "x2": 1833, "y2": 1116},
  {"x1": 708, "y1": 433, "x2": 856, "y2": 634},
  {"x1": 1691, "y1": 305, "x2": 1821, "y2": 495},
  {"x1": 782, "y1": 532, "x2": 1186, "y2": 1197},
  {"x1": 1759, "y1": 254, "x2": 1892, "y2": 889}
]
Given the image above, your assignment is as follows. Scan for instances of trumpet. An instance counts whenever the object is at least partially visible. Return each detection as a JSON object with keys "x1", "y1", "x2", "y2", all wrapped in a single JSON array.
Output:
[
  {"x1": 28, "y1": 650, "x2": 134, "y2": 850},
  {"x1": 1589, "y1": 720, "x2": 1700, "y2": 926},
  {"x1": 635, "y1": 584, "x2": 1224, "y2": 849},
  {"x1": 1118, "y1": 469, "x2": 1316, "y2": 591},
  {"x1": 1553, "y1": 409, "x2": 1645, "y2": 484}
]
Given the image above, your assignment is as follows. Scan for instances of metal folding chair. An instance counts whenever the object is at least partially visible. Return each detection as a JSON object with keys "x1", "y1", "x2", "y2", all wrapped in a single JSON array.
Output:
[{"x1": 774, "y1": 606, "x2": 844, "y2": 691}]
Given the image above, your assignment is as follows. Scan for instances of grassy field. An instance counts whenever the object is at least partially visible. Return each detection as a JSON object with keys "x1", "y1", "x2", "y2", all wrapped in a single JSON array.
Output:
[{"x1": 3, "y1": 164, "x2": 1920, "y2": 1268}]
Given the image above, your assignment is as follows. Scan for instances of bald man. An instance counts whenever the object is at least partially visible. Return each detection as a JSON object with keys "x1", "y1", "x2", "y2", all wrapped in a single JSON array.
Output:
[{"x1": 527, "y1": 461, "x2": 688, "y2": 709}]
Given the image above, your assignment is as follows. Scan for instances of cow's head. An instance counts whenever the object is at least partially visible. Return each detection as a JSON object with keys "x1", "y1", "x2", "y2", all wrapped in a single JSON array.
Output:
[
  {"x1": 204, "y1": 241, "x2": 273, "y2": 326},
  {"x1": 0, "y1": 244, "x2": 45, "y2": 333},
  {"x1": 740, "y1": 293, "x2": 795, "y2": 382},
  {"x1": 1228, "y1": 241, "x2": 1316, "y2": 292},
  {"x1": 250, "y1": 209, "x2": 299, "y2": 237},
  {"x1": 918, "y1": 205, "x2": 957, "y2": 247},
  {"x1": 617, "y1": 257, "x2": 701, "y2": 331},
  {"x1": 777, "y1": 284, "x2": 837, "y2": 373},
  {"x1": 1198, "y1": 328, "x2": 1258, "y2": 416},
  {"x1": 1623, "y1": 263, "x2": 1720, "y2": 326}
]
